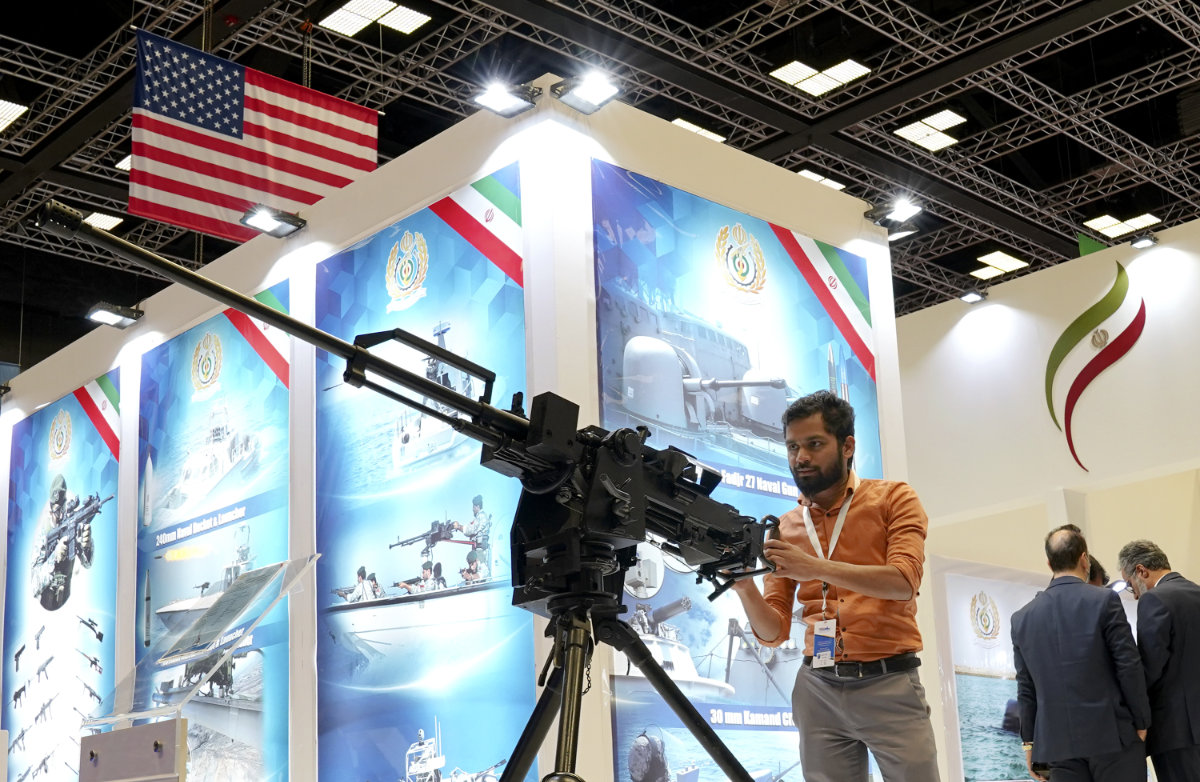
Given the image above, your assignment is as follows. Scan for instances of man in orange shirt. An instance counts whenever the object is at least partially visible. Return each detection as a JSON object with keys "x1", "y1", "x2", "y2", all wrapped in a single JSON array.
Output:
[{"x1": 731, "y1": 390, "x2": 939, "y2": 782}]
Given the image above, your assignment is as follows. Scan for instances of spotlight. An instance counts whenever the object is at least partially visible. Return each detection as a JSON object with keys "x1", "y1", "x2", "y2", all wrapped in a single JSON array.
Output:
[
  {"x1": 240, "y1": 205, "x2": 307, "y2": 238},
  {"x1": 959, "y1": 290, "x2": 986, "y2": 304},
  {"x1": 88, "y1": 302, "x2": 144, "y2": 329},
  {"x1": 474, "y1": 83, "x2": 540, "y2": 118},
  {"x1": 551, "y1": 72, "x2": 620, "y2": 114},
  {"x1": 1130, "y1": 232, "x2": 1158, "y2": 249},
  {"x1": 887, "y1": 221, "x2": 919, "y2": 241},
  {"x1": 865, "y1": 198, "x2": 923, "y2": 224}
]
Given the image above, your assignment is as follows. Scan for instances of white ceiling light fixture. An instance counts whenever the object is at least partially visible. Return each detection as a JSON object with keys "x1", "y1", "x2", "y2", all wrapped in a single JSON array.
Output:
[
  {"x1": 319, "y1": 0, "x2": 432, "y2": 36},
  {"x1": 115, "y1": 154, "x2": 133, "y2": 171},
  {"x1": 960, "y1": 290, "x2": 986, "y2": 303},
  {"x1": 969, "y1": 265, "x2": 1005, "y2": 280},
  {"x1": 769, "y1": 59, "x2": 871, "y2": 97},
  {"x1": 0, "y1": 99, "x2": 29, "y2": 133},
  {"x1": 798, "y1": 169, "x2": 847, "y2": 191},
  {"x1": 1084, "y1": 213, "x2": 1161, "y2": 238},
  {"x1": 1130, "y1": 232, "x2": 1158, "y2": 249},
  {"x1": 377, "y1": 5, "x2": 431, "y2": 33},
  {"x1": 671, "y1": 118, "x2": 726, "y2": 143},
  {"x1": 83, "y1": 213, "x2": 123, "y2": 231},
  {"x1": 977, "y1": 250, "x2": 1028, "y2": 273},
  {"x1": 895, "y1": 109, "x2": 967, "y2": 151}
]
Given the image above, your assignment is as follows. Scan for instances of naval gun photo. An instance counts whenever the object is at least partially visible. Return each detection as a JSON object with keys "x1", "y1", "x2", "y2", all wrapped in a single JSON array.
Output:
[{"x1": 37, "y1": 199, "x2": 777, "y2": 782}]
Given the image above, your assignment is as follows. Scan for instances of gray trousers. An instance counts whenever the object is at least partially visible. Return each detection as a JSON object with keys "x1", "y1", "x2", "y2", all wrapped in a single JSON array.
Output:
[{"x1": 791, "y1": 664, "x2": 941, "y2": 782}]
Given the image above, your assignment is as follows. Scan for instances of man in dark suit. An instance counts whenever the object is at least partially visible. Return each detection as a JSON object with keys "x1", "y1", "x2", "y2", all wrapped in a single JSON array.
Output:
[
  {"x1": 1117, "y1": 539, "x2": 1200, "y2": 781},
  {"x1": 1011, "y1": 525, "x2": 1149, "y2": 782}
]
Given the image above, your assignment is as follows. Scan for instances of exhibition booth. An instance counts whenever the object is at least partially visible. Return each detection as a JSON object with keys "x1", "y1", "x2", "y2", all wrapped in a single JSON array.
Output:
[{"x1": 6, "y1": 68, "x2": 1194, "y2": 782}]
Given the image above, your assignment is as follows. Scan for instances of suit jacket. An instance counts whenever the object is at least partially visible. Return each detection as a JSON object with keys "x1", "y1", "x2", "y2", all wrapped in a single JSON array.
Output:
[
  {"x1": 1137, "y1": 571, "x2": 1200, "y2": 756},
  {"x1": 1011, "y1": 575, "x2": 1150, "y2": 763}
]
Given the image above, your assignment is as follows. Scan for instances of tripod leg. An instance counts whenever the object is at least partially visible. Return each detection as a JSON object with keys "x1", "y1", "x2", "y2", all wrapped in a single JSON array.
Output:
[
  {"x1": 549, "y1": 611, "x2": 592, "y2": 778},
  {"x1": 499, "y1": 666, "x2": 564, "y2": 782},
  {"x1": 595, "y1": 615, "x2": 755, "y2": 782}
]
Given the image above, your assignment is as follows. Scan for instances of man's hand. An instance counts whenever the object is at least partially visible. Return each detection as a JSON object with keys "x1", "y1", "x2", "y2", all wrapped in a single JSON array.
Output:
[
  {"x1": 762, "y1": 538, "x2": 825, "y2": 582},
  {"x1": 1137, "y1": 729, "x2": 1147, "y2": 742},
  {"x1": 54, "y1": 538, "x2": 69, "y2": 563},
  {"x1": 1025, "y1": 748, "x2": 1046, "y2": 782},
  {"x1": 79, "y1": 522, "x2": 91, "y2": 547}
]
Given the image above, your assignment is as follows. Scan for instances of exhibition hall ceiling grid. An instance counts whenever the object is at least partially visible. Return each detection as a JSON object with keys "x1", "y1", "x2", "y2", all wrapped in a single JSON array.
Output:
[{"x1": 2, "y1": 0, "x2": 1197, "y2": 364}]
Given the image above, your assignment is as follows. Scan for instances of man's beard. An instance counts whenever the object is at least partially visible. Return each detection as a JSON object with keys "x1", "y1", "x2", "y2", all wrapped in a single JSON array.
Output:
[{"x1": 792, "y1": 456, "x2": 846, "y2": 498}]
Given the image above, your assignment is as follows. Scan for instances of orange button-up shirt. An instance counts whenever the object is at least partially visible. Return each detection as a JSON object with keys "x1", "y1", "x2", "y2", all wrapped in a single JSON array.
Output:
[{"x1": 758, "y1": 473, "x2": 928, "y2": 662}]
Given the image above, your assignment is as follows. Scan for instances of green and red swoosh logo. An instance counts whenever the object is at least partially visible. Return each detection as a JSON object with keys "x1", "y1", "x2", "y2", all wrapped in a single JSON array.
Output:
[{"x1": 1044, "y1": 261, "x2": 1145, "y2": 470}]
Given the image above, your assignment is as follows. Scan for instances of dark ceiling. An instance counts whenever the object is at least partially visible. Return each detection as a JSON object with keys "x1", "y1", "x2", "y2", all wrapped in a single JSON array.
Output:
[{"x1": 2, "y1": 0, "x2": 1196, "y2": 370}]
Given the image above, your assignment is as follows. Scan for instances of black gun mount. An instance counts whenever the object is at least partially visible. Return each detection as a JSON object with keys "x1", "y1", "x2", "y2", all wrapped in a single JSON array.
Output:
[{"x1": 37, "y1": 199, "x2": 772, "y2": 782}]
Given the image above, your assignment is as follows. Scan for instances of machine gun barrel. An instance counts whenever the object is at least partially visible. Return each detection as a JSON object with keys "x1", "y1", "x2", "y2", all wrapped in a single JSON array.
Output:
[{"x1": 35, "y1": 200, "x2": 529, "y2": 452}]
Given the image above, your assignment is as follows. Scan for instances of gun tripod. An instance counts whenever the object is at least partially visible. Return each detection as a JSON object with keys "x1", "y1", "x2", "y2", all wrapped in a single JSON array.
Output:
[{"x1": 498, "y1": 592, "x2": 753, "y2": 782}]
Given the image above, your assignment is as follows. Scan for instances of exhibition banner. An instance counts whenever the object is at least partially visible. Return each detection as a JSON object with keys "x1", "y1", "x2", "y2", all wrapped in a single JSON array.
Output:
[
  {"x1": 136, "y1": 288, "x2": 292, "y2": 781},
  {"x1": 592, "y1": 159, "x2": 883, "y2": 781},
  {"x1": 314, "y1": 162, "x2": 536, "y2": 782},
  {"x1": 4, "y1": 371, "x2": 120, "y2": 782},
  {"x1": 942, "y1": 570, "x2": 1043, "y2": 782}
]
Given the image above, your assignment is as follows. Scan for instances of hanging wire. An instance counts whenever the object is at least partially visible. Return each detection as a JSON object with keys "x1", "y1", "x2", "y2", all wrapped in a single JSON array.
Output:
[{"x1": 201, "y1": 0, "x2": 213, "y2": 53}]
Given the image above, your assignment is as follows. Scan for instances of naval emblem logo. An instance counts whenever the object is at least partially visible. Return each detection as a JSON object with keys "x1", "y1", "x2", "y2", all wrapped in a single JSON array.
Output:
[
  {"x1": 48, "y1": 408, "x2": 72, "y2": 460},
  {"x1": 191, "y1": 332, "x2": 223, "y2": 391},
  {"x1": 970, "y1": 590, "x2": 1001, "y2": 641},
  {"x1": 386, "y1": 230, "x2": 429, "y2": 312},
  {"x1": 716, "y1": 223, "x2": 766, "y2": 294}
]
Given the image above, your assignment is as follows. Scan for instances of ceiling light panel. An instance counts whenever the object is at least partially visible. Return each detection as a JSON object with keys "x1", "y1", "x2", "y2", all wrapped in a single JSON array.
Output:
[
  {"x1": 914, "y1": 131, "x2": 957, "y2": 151},
  {"x1": 796, "y1": 73, "x2": 841, "y2": 97},
  {"x1": 978, "y1": 250, "x2": 1028, "y2": 272},
  {"x1": 1083, "y1": 215, "x2": 1120, "y2": 231},
  {"x1": 822, "y1": 60, "x2": 871, "y2": 85},
  {"x1": 378, "y1": 5, "x2": 431, "y2": 33},
  {"x1": 83, "y1": 213, "x2": 123, "y2": 231},
  {"x1": 769, "y1": 61, "x2": 818, "y2": 85},
  {"x1": 923, "y1": 110, "x2": 967, "y2": 130},
  {"x1": 0, "y1": 100, "x2": 29, "y2": 132},
  {"x1": 1124, "y1": 213, "x2": 1161, "y2": 230},
  {"x1": 970, "y1": 265, "x2": 1005, "y2": 280}
]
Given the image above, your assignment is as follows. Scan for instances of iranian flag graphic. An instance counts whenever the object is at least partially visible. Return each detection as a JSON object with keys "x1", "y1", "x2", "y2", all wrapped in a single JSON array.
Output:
[
  {"x1": 222, "y1": 288, "x2": 291, "y2": 388},
  {"x1": 771, "y1": 224, "x2": 876, "y2": 380},
  {"x1": 73, "y1": 373, "x2": 120, "y2": 459},
  {"x1": 429, "y1": 168, "x2": 523, "y2": 286},
  {"x1": 1044, "y1": 261, "x2": 1146, "y2": 470}
]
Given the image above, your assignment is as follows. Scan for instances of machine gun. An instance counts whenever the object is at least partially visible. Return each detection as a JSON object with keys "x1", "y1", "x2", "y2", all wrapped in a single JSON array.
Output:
[
  {"x1": 37, "y1": 199, "x2": 778, "y2": 782},
  {"x1": 390, "y1": 519, "x2": 456, "y2": 558},
  {"x1": 35, "y1": 493, "x2": 112, "y2": 567},
  {"x1": 76, "y1": 675, "x2": 103, "y2": 704}
]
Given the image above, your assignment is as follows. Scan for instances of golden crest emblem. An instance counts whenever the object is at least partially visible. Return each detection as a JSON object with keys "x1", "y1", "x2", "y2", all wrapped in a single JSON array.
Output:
[
  {"x1": 48, "y1": 408, "x2": 72, "y2": 461},
  {"x1": 191, "y1": 332, "x2": 223, "y2": 391},
  {"x1": 386, "y1": 230, "x2": 429, "y2": 312},
  {"x1": 716, "y1": 223, "x2": 767, "y2": 294},
  {"x1": 970, "y1": 590, "x2": 1001, "y2": 640}
]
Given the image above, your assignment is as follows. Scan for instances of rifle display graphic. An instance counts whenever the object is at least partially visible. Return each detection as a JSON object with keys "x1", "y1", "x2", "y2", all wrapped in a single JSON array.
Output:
[
  {"x1": 38, "y1": 199, "x2": 776, "y2": 782},
  {"x1": 389, "y1": 519, "x2": 457, "y2": 558},
  {"x1": 77, "y1": 615, "x2": 104, "y2": 642},
  {"x1": 35, "y1": 493, "x2": 112, "y2": 566}
]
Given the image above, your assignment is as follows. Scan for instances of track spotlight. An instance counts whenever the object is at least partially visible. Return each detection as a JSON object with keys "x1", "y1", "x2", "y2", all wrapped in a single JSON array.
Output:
[
  {"x1": 88, "y1": 302, "x2": 144, "y2": 329},
  {"x1": 240, "y1": 205, "x2": 307, "y2": 238},
  {"x1": 959, "y1": 290, "x2": 986, "y2": 304},
  {"x1": 865, "y1": 197, "x2": 923, "y2": 224},
  {"x1": 552, "y1": 72, "x2": 620, "y2": 114},
  {"x1": 474, "y1": 83, "x2": 540, "y2": 117},
  {"x1": 1130, "y1": 232, "x2": 1158, "y2": 249}
]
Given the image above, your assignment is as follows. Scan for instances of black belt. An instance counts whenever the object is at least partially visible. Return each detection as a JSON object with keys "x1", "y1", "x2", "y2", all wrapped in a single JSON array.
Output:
[{"x1": 802, "y1": 652, "x2": 920, "y2": 679}]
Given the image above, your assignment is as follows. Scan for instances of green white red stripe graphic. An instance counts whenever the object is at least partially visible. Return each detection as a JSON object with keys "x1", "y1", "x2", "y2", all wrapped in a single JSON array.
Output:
[
  {"x1": 1044, "y1": 261, "x2": 1145, "y2": 471},
  {"x1": 223, "y1": 290, "x2": 290, "y2": 388},
  {"x1": 429, "y1": 173, "x2": 523, "y2": 287},
  {"x1": 770, "y1": 224, "x2": 875, "y2": 380},
  {"x1": 73, "y1": 374, "x2": 120, "y2": 459}
]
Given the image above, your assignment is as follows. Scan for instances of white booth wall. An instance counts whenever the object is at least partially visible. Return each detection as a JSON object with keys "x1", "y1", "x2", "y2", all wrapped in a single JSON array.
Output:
[
  {"x1": 0, "y1": 78, "x2": 905, "y2": 781},
  {"x1": 898, "y1": 219, "x2": 1200, "y2": 780}
]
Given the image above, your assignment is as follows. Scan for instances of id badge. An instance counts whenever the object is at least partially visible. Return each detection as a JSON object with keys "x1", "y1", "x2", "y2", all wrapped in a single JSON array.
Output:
[{"x1": 812, "y1": 619, "x2": 836, "y2": 668}]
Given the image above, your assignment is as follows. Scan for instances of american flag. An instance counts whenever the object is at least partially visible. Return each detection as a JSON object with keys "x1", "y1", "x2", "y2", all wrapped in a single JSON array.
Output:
[{"x1": 130, "y1": 30, "x2": 377, "y2": 242}]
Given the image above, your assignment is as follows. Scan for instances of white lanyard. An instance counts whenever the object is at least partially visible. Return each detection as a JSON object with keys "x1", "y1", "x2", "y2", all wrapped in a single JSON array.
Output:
[{"x1": 801, "y1": 490, "x2": 853, "y2": 615}]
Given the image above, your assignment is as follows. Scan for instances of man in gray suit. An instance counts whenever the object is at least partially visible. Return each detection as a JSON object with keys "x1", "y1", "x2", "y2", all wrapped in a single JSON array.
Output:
[
  {"x1": 1117, "y1": 539, "x2": 1200, "y2": 781},
  {"x1": 1011, "y1": 525, "x2": 1149, "y2": 782}
]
